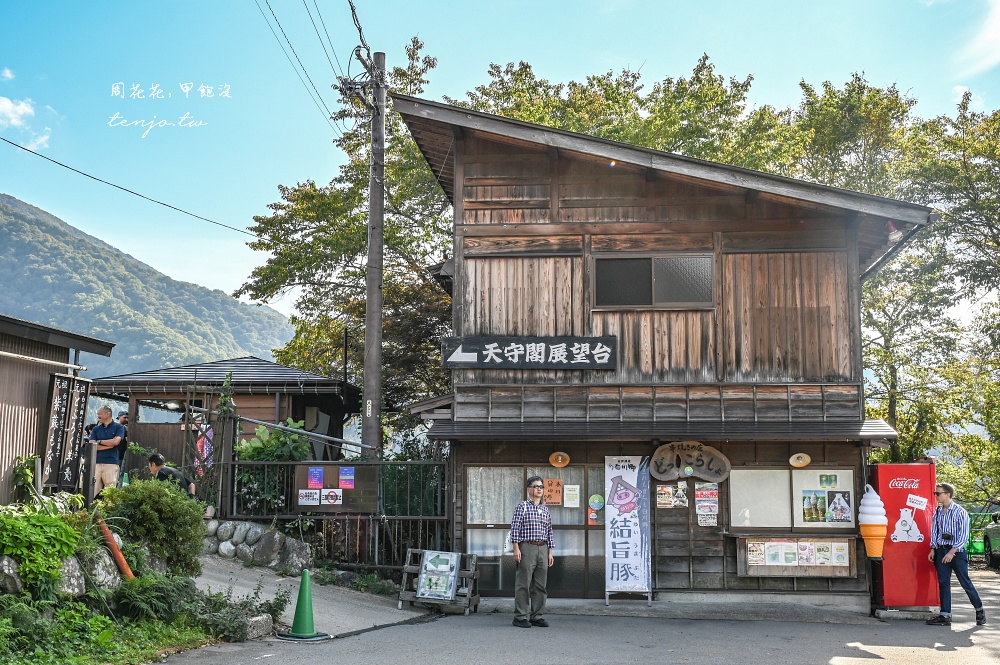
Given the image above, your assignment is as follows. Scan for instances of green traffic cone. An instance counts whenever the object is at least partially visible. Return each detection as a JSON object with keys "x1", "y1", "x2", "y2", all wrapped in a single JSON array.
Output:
[{"x1": 276, "y1": 569, "x2": 331, "y2": 641}]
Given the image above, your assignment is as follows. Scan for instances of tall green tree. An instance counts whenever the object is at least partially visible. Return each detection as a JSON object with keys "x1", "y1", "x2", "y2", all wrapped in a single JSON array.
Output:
[
  {"x1": 909, "y1": 93, "x2": 1000, "y2": 292},
  {"x1": 235, "y1": 38, "x2": 452, "y2": 419},
  {"x1": 862, "y1": 239, "x2": 963, "y2": 462}
]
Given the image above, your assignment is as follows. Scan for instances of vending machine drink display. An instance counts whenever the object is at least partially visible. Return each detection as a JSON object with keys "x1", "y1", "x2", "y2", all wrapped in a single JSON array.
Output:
[{"x1": 870, "y1": 463, "x2": 939, "y2": 609}]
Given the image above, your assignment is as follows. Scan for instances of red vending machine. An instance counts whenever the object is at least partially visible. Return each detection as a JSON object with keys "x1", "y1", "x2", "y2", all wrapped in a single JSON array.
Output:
[{"x1": 870, "y1": 463, "x2": 939, "y2": 609}]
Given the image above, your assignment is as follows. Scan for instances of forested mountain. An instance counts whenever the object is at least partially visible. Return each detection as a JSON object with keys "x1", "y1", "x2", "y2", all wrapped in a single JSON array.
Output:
[{"x1": 0, "y1": 194, "x2": 292, "y2": 377}]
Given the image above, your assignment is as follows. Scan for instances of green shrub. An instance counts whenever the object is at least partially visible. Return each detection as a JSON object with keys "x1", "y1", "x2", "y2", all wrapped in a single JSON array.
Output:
[
  {"x1": 114, "y1": 573, "x2": 197, "y2": 622},
  {"x1": 197, "y1": 580, "x2": 291, "y2": 642},
  {"x1": 0, "y1": 506, "x2": 79, "y2": 592},
  {"x1": 98, "y1": 479, "x2": 206, "y2": 576},
  {"x1": 235, "y1": 419, "x2": 309, "y2": 514}
]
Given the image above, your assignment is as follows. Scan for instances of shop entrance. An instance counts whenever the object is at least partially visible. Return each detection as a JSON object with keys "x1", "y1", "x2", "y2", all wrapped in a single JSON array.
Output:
[
  {"x1": 652, "y1": 478, "x2": 729, "y2": 589},
  {"x1": 464, "y1": 464, "x2": 607, "y2": 598}
]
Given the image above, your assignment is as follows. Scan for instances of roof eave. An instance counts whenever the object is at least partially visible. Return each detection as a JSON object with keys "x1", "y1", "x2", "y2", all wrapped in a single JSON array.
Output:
[{"x1": 392, "y1": 94, "x2": 933, "y2": 226}]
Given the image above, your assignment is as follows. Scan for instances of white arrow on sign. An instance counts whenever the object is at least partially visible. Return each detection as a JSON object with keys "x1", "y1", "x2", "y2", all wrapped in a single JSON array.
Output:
[{"x1": 447, "y1": 345, "x2": 478, "y2": 363}]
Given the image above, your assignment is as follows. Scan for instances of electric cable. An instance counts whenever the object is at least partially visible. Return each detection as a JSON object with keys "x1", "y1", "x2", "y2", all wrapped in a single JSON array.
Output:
[
  {"x1": 264, "y1": 0, "x2": 338, "y2": 123},
  {"x1": 253, "y1": 0, "x2": 339, "y2": 136},
  {"x1": 0, "y1": 136, "x2": 256, "y2": 237}
]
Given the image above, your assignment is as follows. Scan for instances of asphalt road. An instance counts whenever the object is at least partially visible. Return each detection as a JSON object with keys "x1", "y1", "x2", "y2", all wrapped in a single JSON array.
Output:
[{"x1": 167, "y1": 571, "x2": 1000, "y2": 665}]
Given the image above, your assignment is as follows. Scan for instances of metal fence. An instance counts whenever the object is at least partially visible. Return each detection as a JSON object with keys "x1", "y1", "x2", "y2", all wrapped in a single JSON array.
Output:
[{"x1": 220, "y1": 459, "x2": 448, "y2": 569}]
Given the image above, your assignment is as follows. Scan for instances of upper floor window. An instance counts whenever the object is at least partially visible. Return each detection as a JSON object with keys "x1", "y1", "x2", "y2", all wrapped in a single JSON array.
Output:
[{"x1": 594, "y1": 255, "x2": 714, "y2": 308}]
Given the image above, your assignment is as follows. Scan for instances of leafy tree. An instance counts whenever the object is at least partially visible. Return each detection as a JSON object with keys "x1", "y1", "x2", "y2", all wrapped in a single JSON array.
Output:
[
  {"x1": 236, "y1": 38, "x2": 452, "y2": 425},
  {"x1": 792, "y1": 74, "x2": 917, "y2": 196},
  {"x1": 862, "y1": 239, "x2": 963, "y2": 461},
  {"x1": 909, "y1": 93, "x2": 1000, "y2": 292}
]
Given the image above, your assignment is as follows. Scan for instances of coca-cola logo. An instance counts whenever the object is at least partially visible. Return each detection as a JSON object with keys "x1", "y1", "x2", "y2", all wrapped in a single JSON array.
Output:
[{"x1": 888, "y1": 478, "x2": 920, "y2": 489}]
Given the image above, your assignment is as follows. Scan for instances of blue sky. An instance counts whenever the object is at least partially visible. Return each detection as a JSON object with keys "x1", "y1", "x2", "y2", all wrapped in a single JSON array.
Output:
[{"x1": 2, "y1": 0, "x2": 998, "y2": 317}]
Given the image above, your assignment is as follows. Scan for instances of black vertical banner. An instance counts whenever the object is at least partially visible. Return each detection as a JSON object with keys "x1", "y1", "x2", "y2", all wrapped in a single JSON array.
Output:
[{"x1": 41, "y1": 374, "x2": 91, "y2": 490}]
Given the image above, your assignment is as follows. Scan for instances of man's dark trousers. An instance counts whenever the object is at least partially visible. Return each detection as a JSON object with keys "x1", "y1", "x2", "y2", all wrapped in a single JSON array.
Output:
[{"x1": 514, "y1": 542, "x2": 548, "y2": 621}]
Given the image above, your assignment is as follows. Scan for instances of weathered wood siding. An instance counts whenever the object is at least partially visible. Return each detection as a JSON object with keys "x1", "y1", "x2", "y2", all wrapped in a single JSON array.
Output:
[
  {"x1": 452, "y1": 134, "x2": 862, "y2": 419},
  {"x1": 721, "y1": 251, "x2": 853, "y2": 383}
]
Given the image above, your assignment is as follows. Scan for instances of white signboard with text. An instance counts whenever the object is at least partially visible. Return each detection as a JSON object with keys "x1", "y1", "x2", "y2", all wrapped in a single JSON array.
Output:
[{"x1": 605, "y1": 456, "x2": 651, "y2": 603}]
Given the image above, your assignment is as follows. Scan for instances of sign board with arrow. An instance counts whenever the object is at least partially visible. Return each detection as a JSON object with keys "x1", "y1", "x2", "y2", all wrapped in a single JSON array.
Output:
[
  {"x1": 415, "y1": 549, "x2": 461, "y2": 601},
  {"x1": 441, "y1": 336, "x2": 617, "y2": 369}
]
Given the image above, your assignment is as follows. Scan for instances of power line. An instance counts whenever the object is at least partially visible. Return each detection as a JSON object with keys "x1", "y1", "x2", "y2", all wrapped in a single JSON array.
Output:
[
  {"x1": 254, "y1": 0, "x2": 340, "y2": 136},
  {"x1": 264, "y1": 0, "x2": 338, "y2": 124},
  {"x1": 0, "y1": 136, "x2": 256, "y2": 237},
  {"x1": 304, "y1": 0, "x2": 343, "y2": 79},
  {"x1": 313, "y1": 0, "x2": 347, "y2": 78}
]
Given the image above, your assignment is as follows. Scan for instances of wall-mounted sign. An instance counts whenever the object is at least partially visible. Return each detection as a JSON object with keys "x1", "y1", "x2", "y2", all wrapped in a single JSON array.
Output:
[
  {"x1": 442, "y1": 336, "x2": 617, "y2": 369},
  {"x1": 650, "y1": 441, "x2": 732, "y2": 482},
  {"x1": 544, "y1": 478, "x2": 563, "y2": 506}
]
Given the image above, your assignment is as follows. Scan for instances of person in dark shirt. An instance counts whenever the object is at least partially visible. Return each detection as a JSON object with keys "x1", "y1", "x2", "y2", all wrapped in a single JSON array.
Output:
[
  {"x1": 147, "y1": 453, "x2": 196, "y2": 499},
  {"x1": 89, "y1": 406, "x2": 126, "y2": 495}
]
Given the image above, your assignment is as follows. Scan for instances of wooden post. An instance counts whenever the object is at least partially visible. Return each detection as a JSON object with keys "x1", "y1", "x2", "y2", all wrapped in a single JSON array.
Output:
[{"x1": 362, "y1": 51, "x2": 386, "y2": 455}]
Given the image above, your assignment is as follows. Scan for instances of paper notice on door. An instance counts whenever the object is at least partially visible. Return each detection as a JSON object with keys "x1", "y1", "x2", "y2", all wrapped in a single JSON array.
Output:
[
  {"x1": 564, "y1": 484, "x2": 580, "y2": 508},
  {"x1": 906, "y1": 494, "x2": 928, "y2": 511}
]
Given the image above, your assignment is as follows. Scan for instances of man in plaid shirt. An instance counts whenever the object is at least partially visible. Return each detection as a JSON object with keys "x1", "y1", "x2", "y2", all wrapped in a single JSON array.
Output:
[{"x1": 510, "y1": 475, "x2": 555, "y2": 628}]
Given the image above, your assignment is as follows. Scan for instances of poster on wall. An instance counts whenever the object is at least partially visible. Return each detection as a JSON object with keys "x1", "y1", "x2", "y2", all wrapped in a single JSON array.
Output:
[
  {"x1": 605, "y1": 456, "x2": 651, "y2": 595},
  {"x1": 792, "y1": 469, "x2": 855, "y2": 527},
  {"x1": 564, "y1": 484, "x2": 580, "y2": 508},
  {"x1": 656, "y1": 482, "x2": 689, "y2": 508}
]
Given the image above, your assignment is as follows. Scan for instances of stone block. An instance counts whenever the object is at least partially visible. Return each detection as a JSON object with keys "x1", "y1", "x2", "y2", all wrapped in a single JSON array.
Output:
[
  {"x1": 245, "y1": 523, "x2": 266, "y2": 546},
  {"x1": 0, "y1": 556, "x2": 23, "y2": 594},
  {"x1": 246, "y1": 613, "x2": 274, "y2": 640},
  {"x1": 232, "y1": 522, "x2": 251, "y2": 546},
  {"x1": 202, "y1": 537, "x2": 220, "y2": 555},
  {"x1": 216, "y1": 521, "x2": 237, "y2": 542},
  {"x1": 205, "y1": 519, "x2": 220, "y2": 537},
  {"x1": 218, "y1": 540, "x2": 237, "y2": 558},
  {"x1": 57, "y1": 557, "x2": 86, "y2": 597}
]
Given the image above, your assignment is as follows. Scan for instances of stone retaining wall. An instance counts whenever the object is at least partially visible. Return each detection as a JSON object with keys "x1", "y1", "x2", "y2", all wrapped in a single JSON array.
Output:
[
  {"x1": 203, "y1": 519, "x2": 312, "y2": 576},
  {"x1": 0, "y1": 520, "x2": 313, "y2": 599}
]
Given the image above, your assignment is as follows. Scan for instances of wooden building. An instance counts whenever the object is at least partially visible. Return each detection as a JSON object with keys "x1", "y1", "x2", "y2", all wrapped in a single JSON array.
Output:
[
  {"x1": 395, "y1": 95, "x2": 934, "y2": 610},
  {"x1": 90, "y1": 356, "x2": 361, "y2": 471},
  {"x1": 0, "y1": 313, "x2": 114, "y2": 504}
]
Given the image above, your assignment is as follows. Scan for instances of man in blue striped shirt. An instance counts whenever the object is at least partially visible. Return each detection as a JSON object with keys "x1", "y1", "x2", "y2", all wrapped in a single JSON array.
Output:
[{"x1": 926, "y1": 482, "x2": 985, "y2": 626}]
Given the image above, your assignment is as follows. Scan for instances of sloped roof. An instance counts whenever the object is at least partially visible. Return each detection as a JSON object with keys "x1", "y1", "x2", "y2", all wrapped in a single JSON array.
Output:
[
  {"x1": 392, "y1": 94, "x2": 935, "y2": 276},
  {"x1": 91, "y1": 356, "x2": 358, "y2": 396},
  {"x1": 0, "y1": 312, "x2": 115, "y2": 356}
]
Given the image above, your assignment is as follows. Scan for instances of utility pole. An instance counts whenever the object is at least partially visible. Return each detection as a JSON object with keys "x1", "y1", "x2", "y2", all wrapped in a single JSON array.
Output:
[{"x1": 347, "y1": 50, "x2": 386, "y2": 455}]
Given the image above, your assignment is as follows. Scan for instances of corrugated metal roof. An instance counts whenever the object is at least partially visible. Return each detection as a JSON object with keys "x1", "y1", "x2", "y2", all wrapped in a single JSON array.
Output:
[
  {"x1": 0, "y1": 313, "x2": 115, "y2": 356},
  {"x1": 90, "y1": 356, "x2": 359, "y2": 396},
  {"x1": 425, "y1": 419, "x2": 896, "y2": 442}
]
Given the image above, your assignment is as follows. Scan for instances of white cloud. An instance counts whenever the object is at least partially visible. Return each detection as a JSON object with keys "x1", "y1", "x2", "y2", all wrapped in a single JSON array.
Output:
[
  {"x1": 956, "y1": 0, "x2": 1000, "y2": 77},
  {"x1": 24, "y1": 127, "x2": 50, "y2": 151},
  {"x1": 0, "y1": 68, "x2": 13, "y2": 81},
  {"x1": 0, "y1": 96, "x2": 35, "y2": 129}
]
